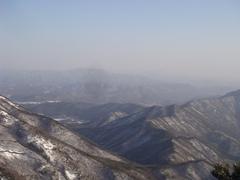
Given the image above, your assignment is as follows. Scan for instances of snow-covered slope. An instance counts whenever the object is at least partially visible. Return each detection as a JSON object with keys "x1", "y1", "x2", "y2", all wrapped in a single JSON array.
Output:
[
  {"x1": 0, "y1": 96, "x2": 156, "y2": 180},
  {"x1": 69, "y1": 90, "x2": 240, "y2": 179}
]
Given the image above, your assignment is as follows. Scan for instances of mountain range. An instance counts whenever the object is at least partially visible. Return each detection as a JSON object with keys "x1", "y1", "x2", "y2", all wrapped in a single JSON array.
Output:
[
  {"x1": 23, "y1": 89, "x2": 240, "y2": 179},
  {"x1": 0, "y1": 96, "x2": 158, "y2": 180},
  {"x1": 1, "y1": 69, "x2": 240, "y2": 179},
  {"x1": 0, "y1": 69, "x2": 231, "y2": 106}
]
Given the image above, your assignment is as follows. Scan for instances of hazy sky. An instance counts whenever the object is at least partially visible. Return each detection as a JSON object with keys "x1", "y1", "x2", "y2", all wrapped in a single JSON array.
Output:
[{"x1": 0, "y1": 0, "x2": 240, "y2": 83}]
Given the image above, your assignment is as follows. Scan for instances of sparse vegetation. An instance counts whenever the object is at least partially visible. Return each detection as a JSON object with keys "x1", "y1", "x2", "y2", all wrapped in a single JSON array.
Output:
[{"x1": 211, "y1": 162, "x2": 240, "y2": 180}]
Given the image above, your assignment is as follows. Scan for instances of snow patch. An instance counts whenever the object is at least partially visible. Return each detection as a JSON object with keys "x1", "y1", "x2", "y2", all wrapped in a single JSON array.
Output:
[
  {"x1": 54, "y1": 118, "x2": 67, "y2": 122},
  {"x1": 0, "y1": 111, "x2": 8, "y2": 116},
  {"x1": 8, "y1": 101, "x2": 19, "y2": 109},
  {"x1": 0, "y1": 96, "x2": 20, "y2": 109},
  {"x1": 18, "y1": 100, "x2": 61, "y2": 105},
  {"x1": 106, "y1": 112, "x2": 127, "y2": 124},
  {"x1": 28, "y1": 136, "x2": 55, "y2": 161},
  {"x1": 17, "y1": 101, "x2": 43, "y2": 105},
  {"x1": 0, "y1": 96, "x2": 7, "y2": 100},
  {"x1": 0, "y1": 147, "x2": 23, "y2": 160},
  {"x1": 0, "y1": 111, "x2": 17, "y2": 125},
  {"x1": 65, "y1": 170, "x2": 77, "y2": 180}
]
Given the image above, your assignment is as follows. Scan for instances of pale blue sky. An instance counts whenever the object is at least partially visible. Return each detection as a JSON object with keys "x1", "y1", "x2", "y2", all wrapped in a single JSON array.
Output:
[{"x1": 0, "y1": 0, "x2": 240, "y2": 82}]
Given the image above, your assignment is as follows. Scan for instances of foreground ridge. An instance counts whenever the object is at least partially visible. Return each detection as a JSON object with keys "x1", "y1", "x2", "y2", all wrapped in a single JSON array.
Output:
[{"x1": 0, "y1": 96, "x2": 156, "y2": 180}]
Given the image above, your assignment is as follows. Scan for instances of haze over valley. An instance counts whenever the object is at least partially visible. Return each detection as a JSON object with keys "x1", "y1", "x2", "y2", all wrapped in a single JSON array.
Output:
[
  {"x1": 1, "y1": 0, "x2": 240, "y2": 179},
  {"x1": 0, "y1": 69, "x2": 237, "y2": 106}
]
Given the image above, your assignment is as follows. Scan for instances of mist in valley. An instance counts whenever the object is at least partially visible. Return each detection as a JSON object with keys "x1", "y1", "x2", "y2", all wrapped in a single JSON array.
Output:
[{"x1": 0, "y1": 1, "x2": 240, "y2": 180}]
